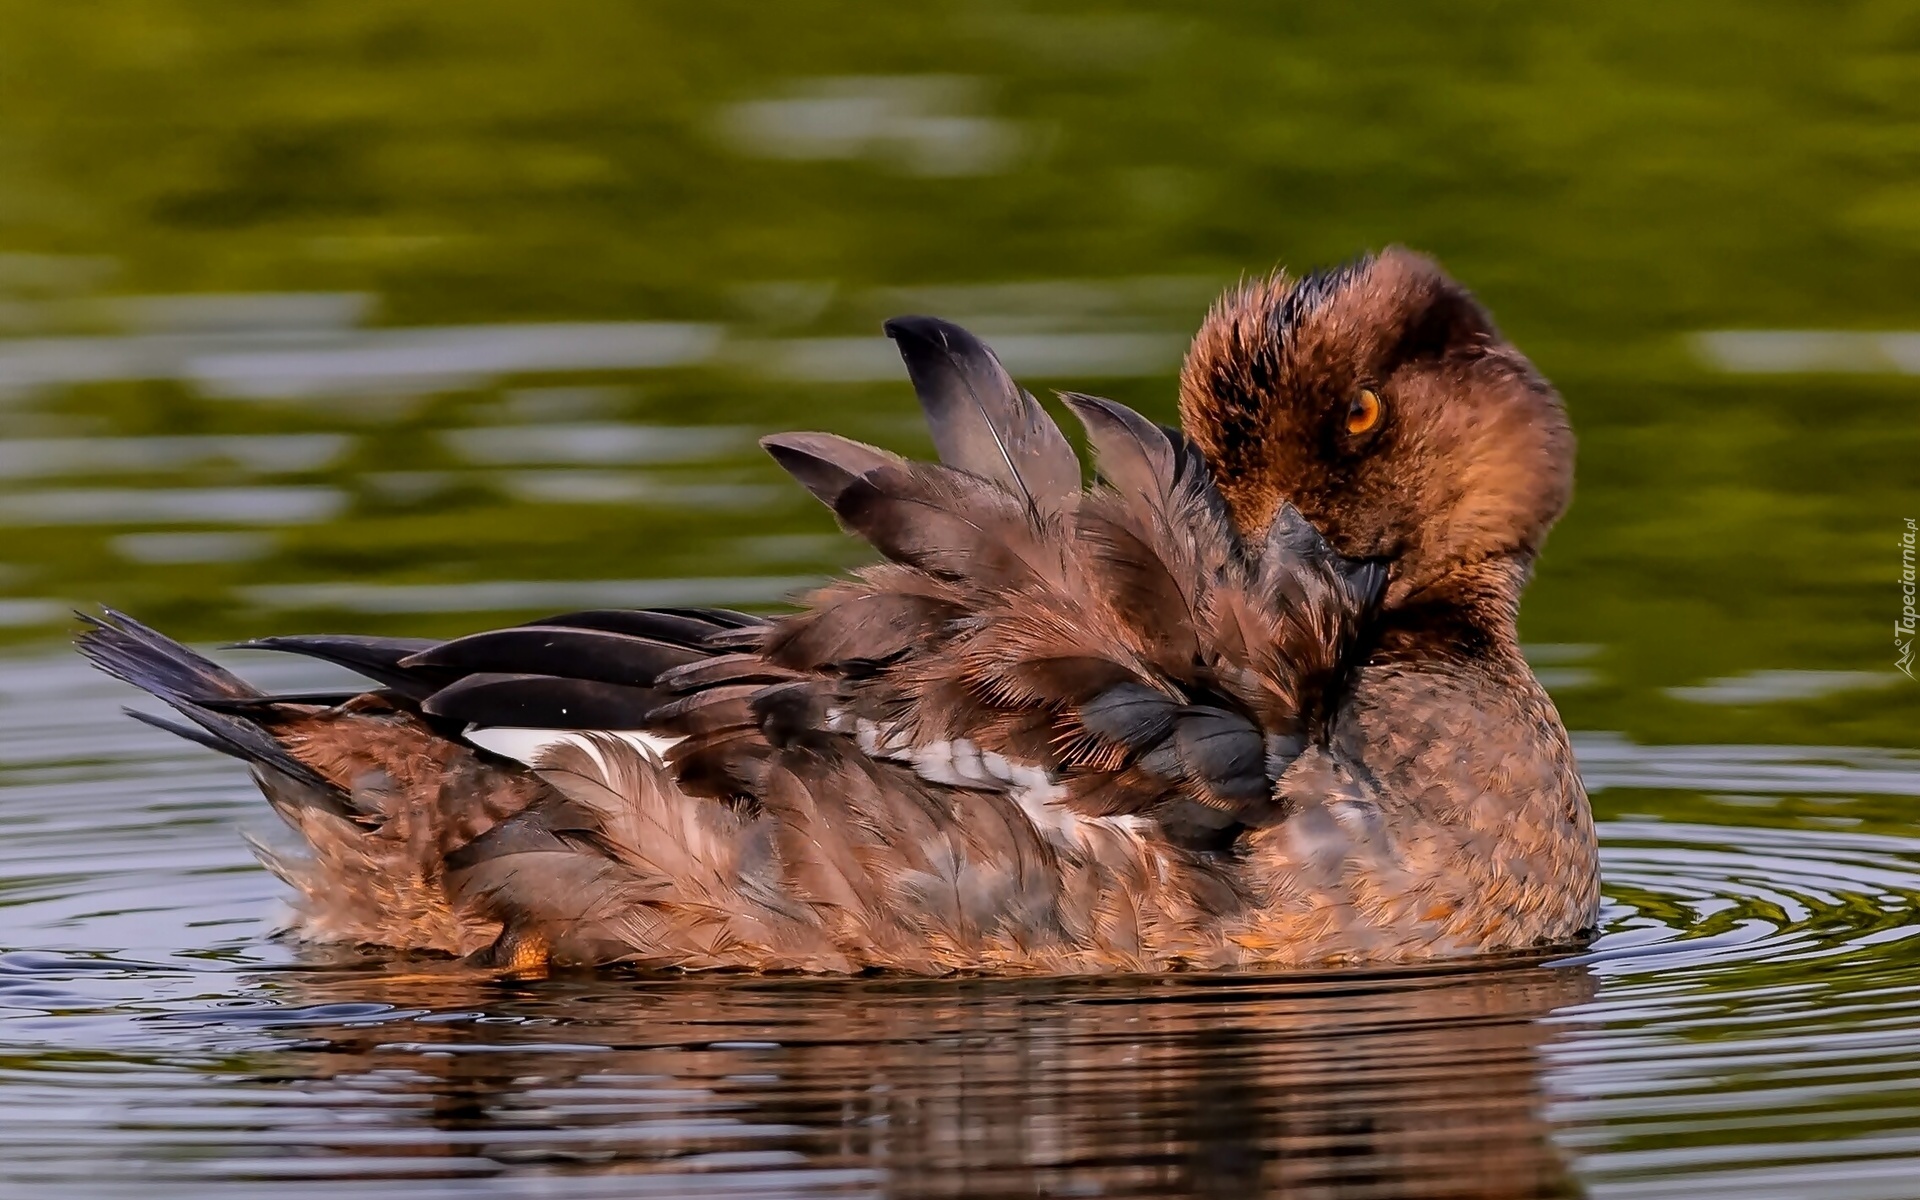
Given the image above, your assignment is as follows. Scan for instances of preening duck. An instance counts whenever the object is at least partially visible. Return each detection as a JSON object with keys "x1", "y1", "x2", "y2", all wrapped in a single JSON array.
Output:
[{"x1": 78, "y1": 247, "x2": 1599, "y2": 975}]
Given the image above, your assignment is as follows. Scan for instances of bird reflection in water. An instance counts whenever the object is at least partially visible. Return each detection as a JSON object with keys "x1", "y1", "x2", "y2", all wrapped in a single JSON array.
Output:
[{"x1": 215, "y1": 958, "x2": 1595, "y2": 1198}]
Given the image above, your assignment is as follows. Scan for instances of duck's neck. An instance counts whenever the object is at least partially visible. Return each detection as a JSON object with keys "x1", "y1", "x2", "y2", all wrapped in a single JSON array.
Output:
[{"x1": 1369, "y1": 555, "x2": 1531, "y2": 671}]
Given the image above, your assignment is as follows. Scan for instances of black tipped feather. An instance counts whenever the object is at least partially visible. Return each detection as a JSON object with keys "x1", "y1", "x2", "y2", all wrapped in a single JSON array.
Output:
[
  {"x1": 1058, "y1": 392, "x2": 1176, "y2": 503},
  {"x1": 884, "y1": 315, "x2": 1080, "y2": 509},
  {"x1": 1062, "y1": 392, "x2": 1236, "y2": 540},
  {"x1": 762, "y1": 432, "x2": 903, "y2": 510}
]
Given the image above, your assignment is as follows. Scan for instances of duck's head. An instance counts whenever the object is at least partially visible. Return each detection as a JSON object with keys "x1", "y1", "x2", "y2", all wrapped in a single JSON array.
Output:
[{"x1": 1177, "y1": 247, "x2": 1573, "y2": 610}]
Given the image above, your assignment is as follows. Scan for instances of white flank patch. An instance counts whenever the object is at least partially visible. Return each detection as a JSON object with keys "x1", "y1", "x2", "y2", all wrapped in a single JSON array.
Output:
[
  {"x1": 463, "y1": 726, "x2": 681, "y2": 771},
  {"x1": 470, "y1": 717, "x2": 1148, "y2": 845},
  {"x1": 853, "y1": 719, "x2": 1148, "y2": 844}
]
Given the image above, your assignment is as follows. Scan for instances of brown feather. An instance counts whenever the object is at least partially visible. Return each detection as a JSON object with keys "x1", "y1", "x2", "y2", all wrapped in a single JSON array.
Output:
[
  {"x1": 764, "y1": 571, "x2": 966, "y2": 673},
  {"x1": 761, "y1": 431, "x2": 905, "y2": 509},
  {"x1": 885, "y1": 315, "x2": 1081, "y2": 510}
]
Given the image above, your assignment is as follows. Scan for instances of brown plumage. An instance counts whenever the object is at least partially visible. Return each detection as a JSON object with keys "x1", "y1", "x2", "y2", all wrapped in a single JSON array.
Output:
[{"x1": 77, "y1": 246, "x2": 1599, "y2": 975}]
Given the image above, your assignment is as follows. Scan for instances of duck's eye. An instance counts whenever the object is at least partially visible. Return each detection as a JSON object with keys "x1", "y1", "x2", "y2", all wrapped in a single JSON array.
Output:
[{"x1": 1346, "y1": 388, "x2": 1382, "y2": 435}]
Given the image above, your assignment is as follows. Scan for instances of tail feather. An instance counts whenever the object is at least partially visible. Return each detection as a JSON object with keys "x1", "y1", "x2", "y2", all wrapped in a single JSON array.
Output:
[
  {"x1": 76, "y1": 608, "x2": 255, "y2": 704},
  {"x1": 123, "y1": 705, "x2": 238, "y2": 758},
  {"x1": 78, "y1": 610, "x2": 342, "y2": 796}
]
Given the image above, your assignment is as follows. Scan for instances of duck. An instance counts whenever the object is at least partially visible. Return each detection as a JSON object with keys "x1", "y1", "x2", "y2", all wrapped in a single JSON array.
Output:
[{"x1": 77, "y1": 247, "x2": 1599, "y2": 976}]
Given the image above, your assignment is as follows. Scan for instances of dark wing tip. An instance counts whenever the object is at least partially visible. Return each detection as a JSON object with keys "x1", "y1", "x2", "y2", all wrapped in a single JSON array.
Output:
[
  {"x1": 761, "y1": 432, "x2": 900, "y2": 509},
  {"x1": 886, "y1": 315, "x2": 1082, "y2": 506},
  {"x1": 1054, "y1": 390, "x2": 1125, "y2": 420},
  {"x1": 883, "y1": 314, "x2": 1000, "y2": 382},
  {"x1": 1057, "y1": 390, "x2": 1168, "y2": 435},
  {"x1": 882, "y1": 314, "x2": 964, "y2": 348},
  {"x1": 75, "y1": 606, "x2": 255, "y2": 703}
]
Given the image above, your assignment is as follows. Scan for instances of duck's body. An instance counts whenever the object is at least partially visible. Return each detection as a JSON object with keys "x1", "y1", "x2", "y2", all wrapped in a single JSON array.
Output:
[{"x1": 80, "y1": 248, "x2": 1599, "y2": 974}]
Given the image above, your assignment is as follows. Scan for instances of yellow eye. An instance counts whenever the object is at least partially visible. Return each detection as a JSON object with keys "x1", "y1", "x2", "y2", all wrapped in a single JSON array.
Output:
[{"x1": 1346, "y1": 388, "x2": 1382, "y2": 435}]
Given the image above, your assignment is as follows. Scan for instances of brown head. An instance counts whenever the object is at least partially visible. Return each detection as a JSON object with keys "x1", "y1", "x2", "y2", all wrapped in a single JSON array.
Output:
[{"x1": 1178, "y1": 248, "x2": 1573, "y2": 615}]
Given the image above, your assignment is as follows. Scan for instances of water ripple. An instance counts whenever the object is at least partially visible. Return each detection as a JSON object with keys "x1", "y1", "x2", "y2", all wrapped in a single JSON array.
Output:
[{"x1": 2, "y1": 648, "x2": 1918, "y2": 1197}]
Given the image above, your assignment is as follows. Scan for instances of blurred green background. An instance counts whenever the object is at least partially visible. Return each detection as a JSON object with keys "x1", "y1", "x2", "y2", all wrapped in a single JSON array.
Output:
[{"x1": 0, "y1": 0, "x2": 1915, "y2": 749}]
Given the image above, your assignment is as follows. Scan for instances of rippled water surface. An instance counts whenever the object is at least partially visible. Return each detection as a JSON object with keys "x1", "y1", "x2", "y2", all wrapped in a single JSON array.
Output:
[{"x1": 2, "y1": 4, "x2": 1918, "y2": 1197}]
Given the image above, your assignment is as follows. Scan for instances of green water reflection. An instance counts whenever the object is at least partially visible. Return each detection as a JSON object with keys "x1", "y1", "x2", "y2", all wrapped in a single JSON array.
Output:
[{"x1": 0, "y1": 0, "x2": 1914, "y2": 767}]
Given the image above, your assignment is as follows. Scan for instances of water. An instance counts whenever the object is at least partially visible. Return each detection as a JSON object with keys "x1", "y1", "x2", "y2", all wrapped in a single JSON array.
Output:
[{"x1": 1, "y1": 4, "x2": 1917, "y2": 1196}]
